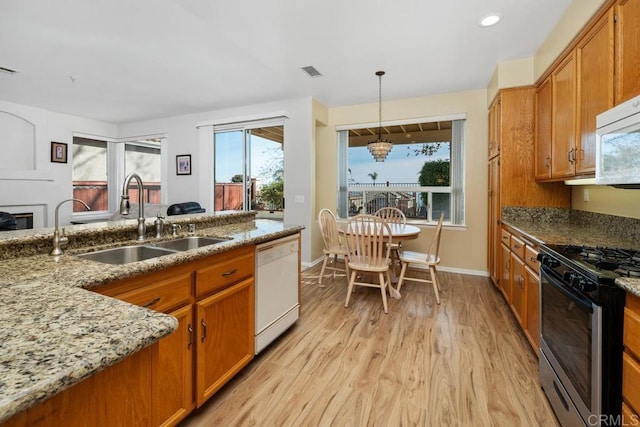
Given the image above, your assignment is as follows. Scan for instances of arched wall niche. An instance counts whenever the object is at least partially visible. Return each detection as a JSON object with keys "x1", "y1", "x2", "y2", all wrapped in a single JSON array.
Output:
[{"x1": 0, "y1": 111, "x2": 36, "y2": 170}]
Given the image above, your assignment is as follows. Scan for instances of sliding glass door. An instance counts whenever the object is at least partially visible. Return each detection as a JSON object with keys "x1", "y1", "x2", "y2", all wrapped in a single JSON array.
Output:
[{"x1": 214, "y1": 126, "x2": 284, "y2": 218}]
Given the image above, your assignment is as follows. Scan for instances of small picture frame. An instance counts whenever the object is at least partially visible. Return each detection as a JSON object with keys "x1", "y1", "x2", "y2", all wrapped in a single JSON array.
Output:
[
  {"x1": 51, "y1": 142, "x2": 68, "y2": 163},
  {"x1": 176, "y1": 154, "x2": 191, "y2": 175}
]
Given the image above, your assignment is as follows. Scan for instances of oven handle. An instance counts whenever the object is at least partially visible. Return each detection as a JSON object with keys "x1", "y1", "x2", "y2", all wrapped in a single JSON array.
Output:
[{"x1": 540, "y1": 265, "x2": 594, "y2": 313}]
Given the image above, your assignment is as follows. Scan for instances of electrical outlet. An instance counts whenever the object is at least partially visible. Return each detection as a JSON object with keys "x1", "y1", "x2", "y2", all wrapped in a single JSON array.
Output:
[{"x1": 583, "y1": 189, "x2": 589, "y2": 202}]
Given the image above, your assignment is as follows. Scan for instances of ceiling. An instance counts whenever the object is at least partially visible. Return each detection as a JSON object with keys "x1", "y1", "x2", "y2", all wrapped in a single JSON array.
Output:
[{"x1": 0, "y1": 0, "x2": 572, "y2": 125}]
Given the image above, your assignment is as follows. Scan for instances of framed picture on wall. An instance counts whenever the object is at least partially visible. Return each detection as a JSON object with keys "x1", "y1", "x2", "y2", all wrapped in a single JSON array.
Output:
[
  {"x1": 51, "y1": 142, "x2": 68, "y2": 163},
  {"x1": 176, "y1": 154, "x2": 191, "y2": 175}
]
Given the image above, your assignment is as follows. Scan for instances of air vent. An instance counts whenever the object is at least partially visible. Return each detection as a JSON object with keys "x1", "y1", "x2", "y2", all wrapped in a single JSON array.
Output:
[
  {"x1": 0, "y1": 66, "x2": 18, "y2": 75},
  {"x1": 301, "y1": 66, "x2": 322, "y2": 77}
]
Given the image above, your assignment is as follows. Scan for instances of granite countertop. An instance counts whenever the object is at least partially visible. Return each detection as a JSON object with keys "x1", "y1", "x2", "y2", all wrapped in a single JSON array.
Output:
[
  {"x1": 501, "y1": 209, "x2": 640, "y2": 298},
  {"x1": 0, "y1": 215, "x2": 304, "y2": 423}
]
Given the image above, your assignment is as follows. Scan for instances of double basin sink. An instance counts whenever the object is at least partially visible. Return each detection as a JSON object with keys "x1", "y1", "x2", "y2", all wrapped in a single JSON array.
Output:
[{"x1": 76, "y1": 236, "x2": 228, "y2": 265}]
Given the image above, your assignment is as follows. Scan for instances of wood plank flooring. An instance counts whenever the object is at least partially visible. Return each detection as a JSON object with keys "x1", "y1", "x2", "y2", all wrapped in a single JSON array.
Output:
[{"x1": 181, "y1": 263, "x2": 559, "y2": 426}]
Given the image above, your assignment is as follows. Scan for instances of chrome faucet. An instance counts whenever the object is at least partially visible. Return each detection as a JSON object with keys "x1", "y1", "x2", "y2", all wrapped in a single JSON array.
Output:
[
  {"x1": 120, "y1": 172, "x2": 147, "y2": 241},
  {"x1": 50, "y1": 198, "x2": 90, "y2": 256}
]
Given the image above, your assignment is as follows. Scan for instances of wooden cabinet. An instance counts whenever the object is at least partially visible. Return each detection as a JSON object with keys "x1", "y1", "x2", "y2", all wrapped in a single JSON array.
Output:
[
  {"x1": 535, "y1": 77, "x2": 553, "y2": 180},
  {"x1": 576, "y1": 8, "x2": 615, "y2": 175},
  {"x1": 500, "y1": 242, "x2": 511, "y2": 301},
  {"x1": 488, "y1": 96, "x2": 501, "y2": 158},
  {"x1": 551, "y1": 52, "x2": 578, "y2": 179},
  {"x1": 510, "y1": 252, "x2": 525, "y2": 325},
  {"x1": 498, "y1": 225, "x2": 541, "y2": 354},
  {"x1": 196, "y1": 278, "x2": 255, "y2": 406},
  {"x1": 3, "y1": 345, "x2": 155, "y2": 427},
  {"x1": 486, "y1": 87, "x2": 570, "y2": 287},
  {"x1": 488, "y1": 156, "x2": 500, "y2": 285},
  {"x1": 95, "y1": 243, "x2": 261, "y2": 426},
  {"x1": 615, "y1": 0, "x2": 640, "y2": 104},
  {"x1": 534, "y1": 0, "x2": 640, "y2": 180},
  {"x1": 154, "y1": 304, "x2": 194, "y2": 427},
  {"x1": 623, "y1": 292, "x2": 640, "y2": 423}
]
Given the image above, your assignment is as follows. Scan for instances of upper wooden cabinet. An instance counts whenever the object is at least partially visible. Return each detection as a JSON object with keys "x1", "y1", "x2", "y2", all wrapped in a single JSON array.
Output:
[
  {"x1": 576, "y1": 8, "x2": 615, "y2": 174},
  {"x1": 534, "y1": 2, "x2": 631, "y2": 181},
  {"x1": 488, "y1": 97, "x2": 501, "y2": 159},
  {"x1": 535, "y1": 78, "x2": 553, "y2": 180},
  {"x1": 616, "y1": 0, "x2": 640, "y2": 104},
  {"x1": 551, "y1": 52, "x2": 577, "y2": 179}
]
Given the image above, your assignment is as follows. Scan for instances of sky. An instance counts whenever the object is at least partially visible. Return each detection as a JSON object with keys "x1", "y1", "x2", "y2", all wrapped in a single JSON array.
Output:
[
  {"x1": 348, "y1": 142, "x2": 450, "y2": 184},
  {"x1": 215, "y1": 131, "x2": 283, "y2": 185}
]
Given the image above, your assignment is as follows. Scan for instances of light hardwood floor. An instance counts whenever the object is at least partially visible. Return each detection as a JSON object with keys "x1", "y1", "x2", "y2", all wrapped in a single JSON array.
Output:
[{"x1": 181, "y1": 263, "x2": 559, "y2": 426}]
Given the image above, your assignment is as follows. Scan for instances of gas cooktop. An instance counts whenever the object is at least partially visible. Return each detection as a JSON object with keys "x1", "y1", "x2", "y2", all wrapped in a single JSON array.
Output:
[{"x1": 542, "y1": 244, "x2": 636, "y2": 283}]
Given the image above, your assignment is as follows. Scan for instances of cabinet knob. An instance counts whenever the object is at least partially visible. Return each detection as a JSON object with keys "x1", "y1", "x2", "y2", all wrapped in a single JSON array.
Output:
[{"x1": 187, "y1": 323, "x2": 193, "y2": 348}]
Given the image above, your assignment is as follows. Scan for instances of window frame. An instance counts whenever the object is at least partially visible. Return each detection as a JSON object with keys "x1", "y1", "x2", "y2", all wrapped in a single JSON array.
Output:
[{"x1": 336, "y1": 114, "x2": 466, "y2": 225}]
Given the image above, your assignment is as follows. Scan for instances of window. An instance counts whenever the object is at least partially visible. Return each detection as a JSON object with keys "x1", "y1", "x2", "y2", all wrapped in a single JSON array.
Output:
[
  {"x1": 125, "y1": 139, "x2": 162, "y2": 205},
  {"x1": 72, "y1": 137, "x2": 108, "y2": 212},
  {"x1": 213, "y1": 123, "x2": 284, "y2": 219},
  {"x1": 337, "y1": 118, "x2": 465, "y2": 224}
]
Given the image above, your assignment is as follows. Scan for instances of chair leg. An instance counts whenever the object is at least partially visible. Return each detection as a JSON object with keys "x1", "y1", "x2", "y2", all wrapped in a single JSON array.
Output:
[
  {"x1": 345, "y1": 270, "x2": 357, "y2": 308},
  {"x1": 344, "y1": 256, "x2": 350, "y2": 284},
  {"x1": 379, "y1": 272, "x2": 388, "y2": 314},
  {"x1": 430, "y1": 265, "x2": 441, "y2": 305},
  {"x1": 318, "y1": 255, "x2": 329, "y2": 286},
  {"x1": 396, "y1": 261, "x2": 408, "y2": 293}
]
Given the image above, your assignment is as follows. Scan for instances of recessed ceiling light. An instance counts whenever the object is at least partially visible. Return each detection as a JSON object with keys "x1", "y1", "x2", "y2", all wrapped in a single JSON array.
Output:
[{"x1": 479, "y1": 14, "x2": 502, "y2": 27}]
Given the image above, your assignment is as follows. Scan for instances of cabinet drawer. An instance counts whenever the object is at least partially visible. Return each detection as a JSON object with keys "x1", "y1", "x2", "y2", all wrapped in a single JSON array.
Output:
[
  {"x1": 501, "y1": 229, "x2": 511, "y2": 246},
  {"x1": 525, "y1": 245, "x2": 540, "y2": 274},
  {"x1": 623, "y1": 351, "x2": 640, "y2": 415},
  {"x1": 115, "y1": 272, "x2": 192, "y2": 313},
  {"x1": 625, "y1": 294, "x2": 640, "y2": 360},
  {"x1": 510, "y1": 236, "x2": 526, "y2": 260},
  {"x1": 196, "y1": 246, "x2": 255, "y2": 298}
]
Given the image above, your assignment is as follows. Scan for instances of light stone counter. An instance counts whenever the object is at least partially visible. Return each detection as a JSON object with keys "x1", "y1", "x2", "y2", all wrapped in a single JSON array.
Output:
[
  {"x1": 615, "y1": 277, "x2": 640, "y2": 298},
  {"x1": 0, "y1": 213, "x2": 304, "y2": 423}
]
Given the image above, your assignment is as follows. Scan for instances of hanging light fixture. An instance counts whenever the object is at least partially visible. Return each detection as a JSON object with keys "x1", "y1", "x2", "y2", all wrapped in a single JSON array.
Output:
[{"x1": 367, "y1": 70, "x2": 393, "y2": 162}]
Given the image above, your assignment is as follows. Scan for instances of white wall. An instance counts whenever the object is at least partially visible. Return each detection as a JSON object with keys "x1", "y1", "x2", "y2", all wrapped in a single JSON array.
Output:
[
  {"x1": 0, "y1": 100, "x2": 117, "y2": 228},
  {"x1": 118, "y1": 97, "x2": 315, "y2": 262}
]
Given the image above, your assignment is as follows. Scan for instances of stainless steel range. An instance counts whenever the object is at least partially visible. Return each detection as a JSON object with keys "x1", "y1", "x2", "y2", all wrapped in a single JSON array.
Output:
[{"x1": 538, "y1": 244, "x2": 627, "y2": 427}]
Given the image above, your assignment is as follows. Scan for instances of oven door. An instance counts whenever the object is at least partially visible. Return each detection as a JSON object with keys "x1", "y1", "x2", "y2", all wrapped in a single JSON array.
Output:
[{"x1": 539, "y1": 265, "x2": 602, "y2": 425}]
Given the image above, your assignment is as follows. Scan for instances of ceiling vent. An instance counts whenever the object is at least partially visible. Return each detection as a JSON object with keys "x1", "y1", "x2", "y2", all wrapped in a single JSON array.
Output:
[
  {"x1": 0, "y1": 66, "x2": 18, "y2": 75},
  {"x1": 301, "y1": 66, "x2": 322, "y2": 77}
]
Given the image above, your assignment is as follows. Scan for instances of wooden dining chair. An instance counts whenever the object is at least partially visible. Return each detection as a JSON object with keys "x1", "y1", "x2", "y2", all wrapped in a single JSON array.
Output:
[
  {"x1": 374, "y1": 207, "x2": 406, "y2": 268},
  {"x1": 317, "y1": 208, "x2": 349, "y2": 286},
  {"x1": 344, "y1": 214, "x2": 393, "y2": 314},
  {"x1": 396, "y1": 212, "x2": 445, "y2": 304}
]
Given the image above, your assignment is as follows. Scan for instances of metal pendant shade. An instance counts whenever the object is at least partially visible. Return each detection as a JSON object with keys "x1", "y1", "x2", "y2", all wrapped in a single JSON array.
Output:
[{"x1": 367, "y1": 71, "x2": 393, "y2": 162}]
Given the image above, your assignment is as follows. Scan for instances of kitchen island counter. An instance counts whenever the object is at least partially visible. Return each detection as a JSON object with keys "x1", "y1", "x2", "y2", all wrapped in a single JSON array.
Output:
[{"x1": 0, "y1": 215, "x2": 303, "y2": 423}]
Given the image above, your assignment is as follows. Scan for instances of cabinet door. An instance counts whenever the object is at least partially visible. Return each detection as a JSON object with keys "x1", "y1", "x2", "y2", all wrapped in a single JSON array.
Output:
[
  {"x1": 535, "y1": 77, "x2": 553, "y2": 180},
  {"x1": 488, "y1": 156, "x2": 500, "y2": 286},
  {"x1": 196, "y1": 277, "x2": 255, "y2": 406},
  {"x1": 510, "y1": 253, "x2": 525, "y2": 326},
  {"x1": 500, "y1": 243, "x2": 511, "y2": 301},
  {"x1": 154, "y1": 304, "x2": 194, "y2": 427},
  {"x1": 576, "y1": 8, "x2": 614, "y2": 175},
  {"x1": 488, "y1": 97, "x2": 501, "y2": 158},
  {"x1": 524, "y1": 266, "x2": 540, "y2": 352},
  {"x1": 551, "y1": 52, "x2": 577, "y2": 178},
  {"x1": 615, "y1": 0, "x2": 640, "y2": 104}
]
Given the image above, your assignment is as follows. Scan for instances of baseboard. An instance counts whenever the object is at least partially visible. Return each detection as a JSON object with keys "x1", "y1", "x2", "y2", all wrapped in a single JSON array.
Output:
[{"x1": 303, "y1": 257, "x2": 488, "y2": 277}]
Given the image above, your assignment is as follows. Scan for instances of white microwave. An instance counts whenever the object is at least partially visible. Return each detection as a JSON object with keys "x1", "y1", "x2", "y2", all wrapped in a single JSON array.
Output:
[{"x1": 596, "y1": 94, "x2": 640, "y2": 186}]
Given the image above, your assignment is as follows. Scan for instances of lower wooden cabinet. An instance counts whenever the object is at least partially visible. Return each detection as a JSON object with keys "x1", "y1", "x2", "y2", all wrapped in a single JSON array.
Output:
[
  {"x1": 3, "y1": 345, "x2": 155, "y2": 427},
  {"x1": 196, "y1": 278, "x2": 255, "y2": 406},
  {"x1": 623, "y1": 293, "x2": 640, "y2": 423},
  {"x1": 154, "y1": 304, "x2": 194, "y2": 427},
  {"x1": 499, "y1": 225, "x2": 540, "y2": 355},
  {"x1": 510, "y1": 253, "x2": 525, "y2": 325}
]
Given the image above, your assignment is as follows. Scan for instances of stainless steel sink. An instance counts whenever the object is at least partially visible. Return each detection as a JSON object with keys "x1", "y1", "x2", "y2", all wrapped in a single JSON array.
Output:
[
  {"x1": 152, "y1": 236, "x2": 227, "y2": 251},
  {"x1": 76, "y1": 245, "x2": 177, "y2": 264}
]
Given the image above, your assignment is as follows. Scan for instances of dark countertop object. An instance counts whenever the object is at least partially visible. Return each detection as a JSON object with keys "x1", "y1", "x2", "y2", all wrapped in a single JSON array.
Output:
[{"x1": 0, "y1": 214, "x2": 304, "y2": 423}]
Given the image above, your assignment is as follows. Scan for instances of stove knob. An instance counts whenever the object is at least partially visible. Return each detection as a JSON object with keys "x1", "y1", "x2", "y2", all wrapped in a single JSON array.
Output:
[
  {"x1": 570, "y1": 275, "x2": 582, "y2": 289},
  {"x1": 544, "y1": 256, "x2": 560, "y2": 268}
]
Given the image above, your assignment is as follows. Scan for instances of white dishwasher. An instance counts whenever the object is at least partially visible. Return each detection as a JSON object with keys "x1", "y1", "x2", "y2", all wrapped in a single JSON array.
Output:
[{"x1": 255, "y1": 234, "x2": 300, "y2": 354}]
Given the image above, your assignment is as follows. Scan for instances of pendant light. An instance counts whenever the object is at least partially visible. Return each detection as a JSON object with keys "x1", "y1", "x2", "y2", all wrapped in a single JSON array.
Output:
[{"x1": 367, "y1": 71, "x2": 393, "y2": 162}]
